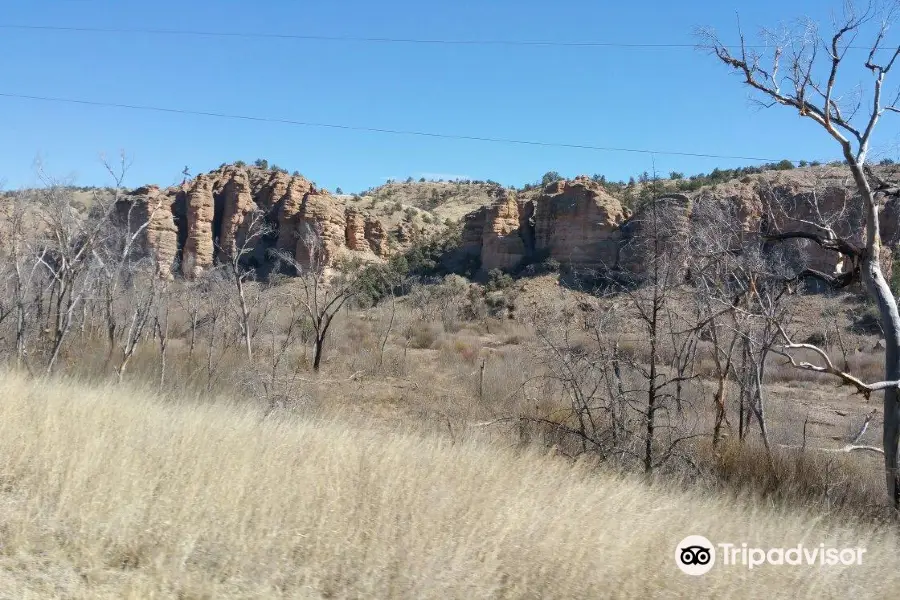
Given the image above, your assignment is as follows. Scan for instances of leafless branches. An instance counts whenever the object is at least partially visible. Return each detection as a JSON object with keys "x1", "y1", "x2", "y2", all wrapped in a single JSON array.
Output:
[{"x1": 702, "y1": 0, "x2": 900, "y2": 505}]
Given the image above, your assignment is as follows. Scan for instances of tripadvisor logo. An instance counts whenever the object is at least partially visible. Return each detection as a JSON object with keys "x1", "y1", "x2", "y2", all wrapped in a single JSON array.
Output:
[
  {"x1": 675, "y1": 536, "x2": 866, "y2": 575},
  {"x1": 676, "y1": 535, "x2": 715, "y2": 576}
]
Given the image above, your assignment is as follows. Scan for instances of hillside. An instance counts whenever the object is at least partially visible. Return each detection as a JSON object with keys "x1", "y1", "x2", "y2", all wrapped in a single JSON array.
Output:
[
  {"x1": 105, "y1": 161, "x2": 900, "y2": 283},
  {"x1": 358, "y1": 179, "x2": 503, "y2": 223},
  {"x1": 0, "y1": 371, "x2": 896, "y2": 598}
]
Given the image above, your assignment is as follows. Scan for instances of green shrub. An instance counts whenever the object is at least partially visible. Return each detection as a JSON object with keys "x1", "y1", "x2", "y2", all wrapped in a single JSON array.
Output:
[
  {"x1": 773, "y1": 159, "x2": 795, "y2": 170},
  {"x1": 541, "y1": 171, "x2": 562, "y2": 186}
]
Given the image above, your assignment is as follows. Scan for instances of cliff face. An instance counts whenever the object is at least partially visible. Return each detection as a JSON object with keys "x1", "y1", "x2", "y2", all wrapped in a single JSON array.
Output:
[
  {"x1": 116, "y1": 185, "x2": 179, "y2": 279},
  {"x1": 532, "y1": 177, "x2": 627, "y2": 272},
  {"x1": 460, "y1": 177, "x2": 627, "y2": 276},
  {"x1": 182, "y1": 175, "x2": 215, "y2": 279},
  {"x1": 121, "y1": 163, "x2": 900, "y2": 285},
  {"x1": 120, "y1": 165, "x2": 392, "y2": 279},
  {"x1": 216, "y1": 168, "x2": 256, "y2": 263},
  {"x1": 460, "y1": 189, "x2": 530, "y2": 273},
  {"x1": 459, "y1": 168, "x2": 900, "y2": 284}
]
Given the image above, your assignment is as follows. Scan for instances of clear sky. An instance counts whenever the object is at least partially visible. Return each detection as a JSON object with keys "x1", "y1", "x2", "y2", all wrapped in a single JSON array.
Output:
[{"x1": 2, "y1": 0, "x2": 899, "y2": 193}]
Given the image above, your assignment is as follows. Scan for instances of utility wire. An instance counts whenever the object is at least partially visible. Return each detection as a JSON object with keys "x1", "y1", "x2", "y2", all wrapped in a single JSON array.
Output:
[
  {"x1": 1, "y1": 23, "x2": 889, "y2": 50},
  {"x1": 0, "y1": 91, "x2": 798, "y2": 163},
  {"x1": 0, "y1": 23, "x2": 776, "y2": 49}
]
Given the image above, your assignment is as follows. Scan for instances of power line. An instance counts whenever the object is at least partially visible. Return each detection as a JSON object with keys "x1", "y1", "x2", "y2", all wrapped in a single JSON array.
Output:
[
  {"x1": 0, "y1": 91, "x2": 798, "y2": 163},
  {"x1": 0, "y1": 23, "x2": 762, "y2": 49}
]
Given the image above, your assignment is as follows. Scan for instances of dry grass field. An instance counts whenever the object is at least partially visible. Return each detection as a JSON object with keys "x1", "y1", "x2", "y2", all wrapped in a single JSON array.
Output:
[{"x1": 0, "y1": 372, "x2": 896, "y2": 599}]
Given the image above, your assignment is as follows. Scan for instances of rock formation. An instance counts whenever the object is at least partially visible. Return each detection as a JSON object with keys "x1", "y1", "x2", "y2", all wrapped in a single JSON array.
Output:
[
  {"x1": 119, "y1": 164, "x2": 394, "y2": 279},
  {"x1": 532, "y1": 177, "x2": 627, "y2": 272},
  {"x1": 182, "y1": 174, "x2": 215, "y2": 278},
  {"x1": 463, "y1": 188, "x2": 530, "y2": 273},
  {"x1": 216, "y1": 168, "x2": 255, "y2": 262},
  {"x1": 117, "y1": 185, "x2": 179, "y2": 279},
  {"x1": 364, "y1": 217, "x2": 389, "y2": 256},
  {"x1": 277, "y1": 175, "x2": 317, "y2": 254},
  {"x1": 345, "y1": 208, "x2": 368, "y2": 251},
  {"x1": 458, "y1": 167, "x2": 900, "y2": 286},
  {"x1": 118, "y1": 162, "x2": 900, "y2": 287},
  {"x1": 293, "y1": 192, "x2": 347, "y2": 268}
]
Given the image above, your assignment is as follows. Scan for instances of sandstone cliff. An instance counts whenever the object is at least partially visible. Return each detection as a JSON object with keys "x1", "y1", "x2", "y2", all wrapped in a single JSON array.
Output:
[
  {"x1": 182, "y1": 175, "x2": 215, "y2": 279},
  {"x1": 215, "y1": 168, "x2": 255, "y2": 263},
  {"x1": 120, "y1": 165, "x2": 392, "y2": 279},
  {"x1": 458, "y1": 166, "x2": 900, "y2": 285},
  {"x1": 461, "y1": 177, "x2": 627, "y2": 276},
  {"x1": 121, "y1": 163, "x2": 900, "y2": 287},
  {"x1": 532, "y1": 177, "x2": 627, "y2": 272},
  {"x1": 460, "y1": 188, "x2": 530, "y2": 272},
  {"x1": 116, "y1": 185, "x2": 179, "y2": 279}
]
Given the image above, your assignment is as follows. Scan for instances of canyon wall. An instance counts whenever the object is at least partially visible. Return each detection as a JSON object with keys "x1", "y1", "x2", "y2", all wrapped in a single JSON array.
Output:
[{"x1": 121, "y1": 165, "x2": 393, "y2": 278}]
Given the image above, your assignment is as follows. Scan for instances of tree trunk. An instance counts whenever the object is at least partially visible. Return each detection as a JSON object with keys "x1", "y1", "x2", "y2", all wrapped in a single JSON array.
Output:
[
  {"x1": 862, "y1": 229, "x2": 900, "y2": 507},
  {"x1": 713, "y1": 376, "x2": 727, "y2": 447},
  {"x1": 313, "y1": 335, "x2": 325, "y2": 372},
  {"x1": 849, "y1": 161, "x2": 900, "y2": 506}
]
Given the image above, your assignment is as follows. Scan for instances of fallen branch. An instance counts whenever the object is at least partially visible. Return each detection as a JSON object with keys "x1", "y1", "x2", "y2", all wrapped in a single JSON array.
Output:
[{"x1": 775, "y1": 323, "x2": 900, "y2": 399}]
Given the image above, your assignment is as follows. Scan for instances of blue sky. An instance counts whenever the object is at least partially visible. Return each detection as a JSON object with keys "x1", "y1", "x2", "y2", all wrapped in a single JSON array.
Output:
[{"x1": 2, "y1": 0, "x2": 900, "y2": 193}]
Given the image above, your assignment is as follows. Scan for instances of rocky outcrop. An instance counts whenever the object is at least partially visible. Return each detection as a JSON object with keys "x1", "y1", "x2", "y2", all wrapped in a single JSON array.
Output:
[
  {"x1": 216, "y1": 168, "x2": 255, "y2": 261},
  {"x1": 293, "y1": 192, "x2": 347, "y2": 267},
  {"x1": 532, "y1": 177, "x2": 627, "y2": 271},
  {"x1": 277, "y1": 176, "x2": 316, "y2": 253},
  {"x1": 121, "y1": 165, "x2": 395, "y2": 279},
  {"x1": 460, "y1": 207, "x2": 488, "y2": 257},
  {"x1": 116, "y1": 185, "x2": 179, "y2": 279},
  {"x1": 457, "y1": 168, "x2": 900, "y2": 286},
  {"x1": 182, "y1": 175, "x2": 215, "y2": 278},
  {"x1": 480, "y1": 189, "x2": 528, "y2": 272},
  {"x1": 255, "y1": 170, "x2": 293, "y2": 212},
  {"x1": 396, "y1": 221, "x2": 414, "y2": 249},
  {"x1": 121, "y1": 163, "x2": 900, "y2": 287},
  {"x1": 364, "y1": 217, "x2": 389, "y2": 256},
  {"x1": 345, "y1": 208, "x2": 367, "y2": 251}
]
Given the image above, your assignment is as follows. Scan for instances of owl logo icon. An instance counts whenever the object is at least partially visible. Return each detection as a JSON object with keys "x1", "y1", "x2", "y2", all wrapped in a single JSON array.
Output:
[{"x1": 675, "y1": 536, "x2": 715, "y2": 575}]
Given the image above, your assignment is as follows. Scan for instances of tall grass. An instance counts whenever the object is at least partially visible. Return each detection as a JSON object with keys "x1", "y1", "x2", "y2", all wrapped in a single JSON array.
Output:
[{"x1": 0, "y1": 372, "x2": 897, "y2": 598}]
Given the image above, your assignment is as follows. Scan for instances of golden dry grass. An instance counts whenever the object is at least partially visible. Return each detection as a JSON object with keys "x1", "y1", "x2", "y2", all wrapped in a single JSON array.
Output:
[{"x1": 0, "y1": 373, "x2": 897, "y2": 598}]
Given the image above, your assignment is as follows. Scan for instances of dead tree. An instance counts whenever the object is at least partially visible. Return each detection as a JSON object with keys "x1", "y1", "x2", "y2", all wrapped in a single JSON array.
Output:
[
  {"x1": 92, "y1": 152, "x2": 162, "y2": 376},
  {"x1": 279, "y1": 223, "x2": 362, "y2": 372},
  {"x1": 217, "y1": 208, "x2": 272, "y2": 361},
  {"x1": 111, "y1": 265, "x2": 158, "y2": 383},
  {"x1": 2, "y1": 191, "x2": 47, "y2": 369},
  {"x1": 703, "y1": 1, "x2": 900, "y2": 506},
  {"x1": 618, "y1": 195, "x2": 702, "y2": 473},
  {"x1": 32, "y1": 169, "x2": 108, "y2": 374},
  {"x1": 154, "y1": 280, "x2": 173, "y2": 387}
]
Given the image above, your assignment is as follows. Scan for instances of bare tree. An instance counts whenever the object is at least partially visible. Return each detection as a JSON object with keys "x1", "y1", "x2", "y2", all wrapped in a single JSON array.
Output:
[
  {"x1": 92, "y1": 152, "x2": 164, "y2": 376},
  {"x1": 31, "y1": 168, "x2": 108, "y2": 374},
  {"x1": 2, "y1": 191, "x2": 47, "y2": 369},
  {"x1": 702, "y1": 1, "x2": 900, "y2": 505},
  {"x1": 618, "y1": 195, "x2": 702, "y2": 473},
  {"x1": 523, "y1": 194, "x2": 704, "y2": 472},
  {"x1": 154, "y1": 280, "x2": 173, "y2": 387},
  {"x1": 217, "y1": 208, "x2": 273, "y2": 361},
  {"x1": 280, "y1": 222, "x2": 363, "y2": 372},
  {"x1": 111, "y1": 265, "x2": 158, "y2": 383}
]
